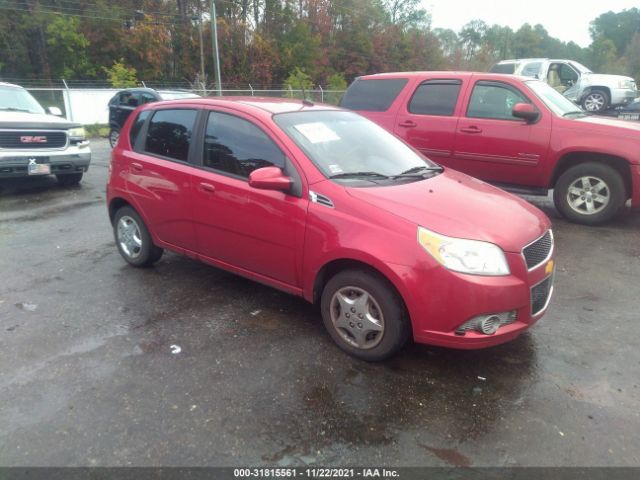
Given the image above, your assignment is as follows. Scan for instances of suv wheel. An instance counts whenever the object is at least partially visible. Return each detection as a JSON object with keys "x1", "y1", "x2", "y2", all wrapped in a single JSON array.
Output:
[
  {"x1": 582, "y1": 89, "x2": 609, "y2": 113},
  {"x1": 553, "y1": 162, "x2": 625, "y2": 225},
  {"x1": 56, "y1": 172, "x2": 83, "y2": 186},
  {"x1": 320, "y1": 269, "x2": 410, "y2": 361},
  {"x1": 113, "y1": 206, "x2": 163, "y2": 267},
  {"x1": 109, "y1": 128, "x2": 120, "y2": 148}
]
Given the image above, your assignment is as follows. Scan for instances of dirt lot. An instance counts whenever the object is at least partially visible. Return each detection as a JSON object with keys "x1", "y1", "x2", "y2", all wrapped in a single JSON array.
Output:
[{"x1": 0, "y1": 139, "x2": 639, "y2": 467}]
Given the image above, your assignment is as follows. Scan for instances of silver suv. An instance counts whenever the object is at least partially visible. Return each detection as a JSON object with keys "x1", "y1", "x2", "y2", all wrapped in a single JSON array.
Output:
[
  {"x1": 490, "y1": 58, "x2": 638, "y2": 113},
  {"x1": 0, "y1": 82, "x2": 91, "y2": 185}
]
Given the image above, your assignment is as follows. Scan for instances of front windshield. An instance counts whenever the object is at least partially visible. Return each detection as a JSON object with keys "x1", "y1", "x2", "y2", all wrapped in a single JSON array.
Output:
[
  {"x1": 274, "y1": 110, "x2": 437, "y2": 182},
  {"x1": 569, "y1": 61, "x2": 592, "y2": 74},
  {"x1": 525, "y1": 80, "x2": 584, "y2": 116},
  {"x1": 0, "y1": 86, "x2": 45, "y2": 114}
]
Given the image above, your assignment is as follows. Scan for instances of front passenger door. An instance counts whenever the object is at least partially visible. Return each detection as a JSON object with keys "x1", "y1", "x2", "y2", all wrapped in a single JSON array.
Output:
[{"x1": 191, "y1": 110, "x2": 308, "y2": 287}]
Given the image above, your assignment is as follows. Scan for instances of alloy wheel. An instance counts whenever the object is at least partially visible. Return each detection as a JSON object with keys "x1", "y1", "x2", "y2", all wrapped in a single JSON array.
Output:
[
  {"x1": 117, "y1": 215, "x2": 143, "y2": 258},
  {"x1": 566, "y1": 176, "x2": 610, "y2": 215}
]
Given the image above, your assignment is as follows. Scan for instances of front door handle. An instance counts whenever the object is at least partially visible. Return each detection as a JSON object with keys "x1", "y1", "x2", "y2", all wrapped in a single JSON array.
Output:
[
  {"x1": 460, "y1": 126, "x2": 483, "y2": 134},
  {"x1": 199, "y1": 182, "x2": 216, "y2": 193},
  {"x1": 398, "y1": 120, "x2": 417, "y2": 128},
  {"x1": 131, "y1": 162, "x2": 143, "y2": 171}
]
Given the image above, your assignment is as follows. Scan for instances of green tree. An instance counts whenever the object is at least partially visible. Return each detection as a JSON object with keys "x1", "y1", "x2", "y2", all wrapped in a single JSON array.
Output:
[
  {"x1": 103, "y1": 60, "x2": 138, "y2": 88},
  {"x1": 284, "y1": 67, "x2": 313, "y2": 98},
  {"x1": 46, "y1": 16, "x2": 94, "y2": 78}
]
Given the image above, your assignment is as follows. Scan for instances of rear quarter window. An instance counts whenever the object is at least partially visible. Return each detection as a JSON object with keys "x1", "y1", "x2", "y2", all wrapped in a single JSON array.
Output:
[
  {"x1": 129, "y1": 110, "x2": 150, "y2": 149},
  {"x1": 340, "y1": 78, "x2": 408, "y2": 112}
]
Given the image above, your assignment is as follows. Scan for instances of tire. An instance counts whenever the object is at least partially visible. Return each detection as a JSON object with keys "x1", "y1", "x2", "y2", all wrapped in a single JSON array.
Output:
[
  {"x1": 553, "y1": 162, "x2": 626, "y2": 225},
  {"x1": 582, "y1": 89, "x2": 609, "y2": 113},
  {"x1": 113, "y1": 206, "x2": 164, "y2": 267},
  {"x1": 320, "y1": 269, "x2": 410, "y2": 361},
  {"x1": 109, "y1": 128, "x2": 120, "y2": 148},
  {"x1": 56, "y1": 172, "x2": 83, "y2": 186}
]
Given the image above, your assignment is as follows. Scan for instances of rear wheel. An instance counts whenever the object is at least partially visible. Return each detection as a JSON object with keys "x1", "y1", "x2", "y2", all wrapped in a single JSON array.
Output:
[
  {"x1": 56, "y1": 172, "x2": 83, "y2": 186},
  {"x1": 320, "y1": 269, "x2": 410, "y2": 361},
  {"x1": 582, "y1": 89, "x2": 609, "y2": 113},
  {"x1": 109, "y1": 128, "x2": 120, "y2": 148},
  {"x1": 113, "y1": 206, "x2": 163, "y2": 267},
  {"x1": 553, "y1": 162, "x2": 625, "y2": 225}
]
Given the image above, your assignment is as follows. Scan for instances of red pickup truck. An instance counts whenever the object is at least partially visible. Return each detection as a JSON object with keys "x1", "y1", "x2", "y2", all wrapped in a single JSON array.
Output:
[{"x1": 341, "y1": 72, "x2": 640, "y2": 225}]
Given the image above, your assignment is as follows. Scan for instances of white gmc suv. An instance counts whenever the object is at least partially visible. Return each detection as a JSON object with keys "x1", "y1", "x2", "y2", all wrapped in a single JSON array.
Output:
[{"x1": 0, "y1": 82, "x2": 91, "y2": 185}]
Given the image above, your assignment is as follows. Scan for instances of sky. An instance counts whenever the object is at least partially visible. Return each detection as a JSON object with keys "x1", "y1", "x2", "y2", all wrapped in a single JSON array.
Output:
[{"x1": 427, "y1": 0, "x2": 639, "y2": 47}]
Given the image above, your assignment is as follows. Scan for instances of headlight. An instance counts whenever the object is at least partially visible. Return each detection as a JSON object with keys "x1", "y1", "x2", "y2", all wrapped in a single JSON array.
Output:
[
  {"x1": 417, "y1": 227, "x2": 510, "y2": 276},
  {"x1": 68, "y1": 127, "x2": 86, "y2": 140}
]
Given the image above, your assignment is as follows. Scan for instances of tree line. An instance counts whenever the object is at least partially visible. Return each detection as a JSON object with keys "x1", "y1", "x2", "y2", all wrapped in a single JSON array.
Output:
[{"x1": 1, "y1": 0, "x2": 639, "y2": 89}]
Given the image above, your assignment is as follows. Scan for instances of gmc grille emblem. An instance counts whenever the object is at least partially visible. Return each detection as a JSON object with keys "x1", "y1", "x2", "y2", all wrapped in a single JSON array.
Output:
[{"x1": 20, "y1": 136, "x2": 47, "y2": 143}]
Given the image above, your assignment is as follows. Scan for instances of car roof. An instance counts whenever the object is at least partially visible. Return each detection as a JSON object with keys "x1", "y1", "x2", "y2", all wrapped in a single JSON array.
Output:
[
  {"x1": 0, "y1": 82, "x2": 25, "y2": 89},
  {"x1": 356, "y1": 71, "x2": 537, "y2": 83},
  {"x1": 147, "y1": 96, "x2": 341, "y2": 117}
]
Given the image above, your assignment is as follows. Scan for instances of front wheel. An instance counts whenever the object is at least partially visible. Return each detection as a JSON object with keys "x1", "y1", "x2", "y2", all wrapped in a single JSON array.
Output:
[
  {"x1": 113, "y1": 206, "x2": 163, "y2": 267},
  {"x1": 582, "y1": 89, "x2": 609, "y2": 113},
  {"x1": 320, "y1": 269, "x2": 410, "y2": 361},
  {"x1": 553, "y1": 162, "x2": 625, "y2": 225}
]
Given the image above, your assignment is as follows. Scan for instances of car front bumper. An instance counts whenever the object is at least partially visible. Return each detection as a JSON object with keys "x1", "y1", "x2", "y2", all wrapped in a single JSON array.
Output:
[
  {"x1": 0, "y1": 142, "x2": 91, "y2": 178},
  {"x1": 395, "y1": 248, "x2": 555, "y2": 350},
  {"x1": 610, "y1": 88, "x2": 637, "y2": 107}
]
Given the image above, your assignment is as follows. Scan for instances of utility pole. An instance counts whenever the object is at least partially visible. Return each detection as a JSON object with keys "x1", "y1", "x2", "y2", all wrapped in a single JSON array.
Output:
[
  {"x1": 210, "y1": 0, "x2": 222, "y2": 96},
  {"x1": 193, "y1": 13, "x2": 205, "y2": 94}
]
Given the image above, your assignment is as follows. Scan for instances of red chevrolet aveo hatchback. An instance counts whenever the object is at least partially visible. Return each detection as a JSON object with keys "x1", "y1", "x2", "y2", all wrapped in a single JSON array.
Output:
[{"x1": 106, "y1": 97, "x2": 555, "y2": 360}]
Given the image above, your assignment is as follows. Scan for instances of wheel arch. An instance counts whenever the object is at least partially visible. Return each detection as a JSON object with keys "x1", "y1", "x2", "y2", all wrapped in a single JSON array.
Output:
[
  {"x1": 581, "y1": 86, "x2": 611, "y2": 103},
  {"x1": 311, "y1": 258, "x2": 410, "y2": 316},
  {"x1": 551, "y1": 152, "x2": 632, "y2": 198},
  {"x1": 108, "y1": 197, "x2": 133, "y2": 225}
]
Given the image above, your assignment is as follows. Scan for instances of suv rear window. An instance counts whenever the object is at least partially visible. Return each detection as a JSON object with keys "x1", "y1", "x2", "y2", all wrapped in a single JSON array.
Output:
[
  {"x1": 340, "y1": 78, "x2": 408, "y2": 112},
  {"x1": 489, "y1": 63, "x2": 517, "y2": 74}
]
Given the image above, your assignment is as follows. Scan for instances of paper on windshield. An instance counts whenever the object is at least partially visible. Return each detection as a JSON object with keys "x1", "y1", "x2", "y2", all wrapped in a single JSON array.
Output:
[{"x1": 294, "y1": 122, "x2": 340, "y2": 144}]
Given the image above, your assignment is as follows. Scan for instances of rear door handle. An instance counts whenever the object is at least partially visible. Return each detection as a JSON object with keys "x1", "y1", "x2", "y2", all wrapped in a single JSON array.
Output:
[
  {"x1": 199, "y1": 182, "x2": 216, "y2": 193},
  {"x1": 131, "y1": 162, "x2": 143, "y2": 171},
  {"x1": 460, "y1": 126, "x2": 483, "y2": 134},
  {"x1": 398, "y1": 120, "x2": 417, "y2": 128}
]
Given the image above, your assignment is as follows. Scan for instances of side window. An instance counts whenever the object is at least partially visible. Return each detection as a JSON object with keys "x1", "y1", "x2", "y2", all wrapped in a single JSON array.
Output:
[
  {"x1": 141, "y1": 93, "x2": 156, "y2": 104},
  {"x1": 340, "y1": 78, "x2": 408, "y2": 112},
  {"x1": 144, "y1": 109, "x2": 198, "y2": 162},
  {"x1": 521, "y1": 62, "x2": 542, "y2": 78},
  {"x1": 558, "y1": 63, "x2": 578, "y2": 83},
  {"x1": 467, "y1": 83, "x2": 529, "y2": 120},
  {"x1": 129, "y1": 110, "x2": 150, "y2": 149},
  {"x1": 118, "y1": 92, "x2": 132, "y2": 106},
  {"x1": 408, "y1": 80, "x2": 461, "y2": 116},
  {"x1": 203, "y1": 111, "x2": 285, "y2": 178}
]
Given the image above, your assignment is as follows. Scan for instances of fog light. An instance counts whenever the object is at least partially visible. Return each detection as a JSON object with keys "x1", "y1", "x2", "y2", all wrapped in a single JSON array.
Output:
[{"x1": 455, "y1": 311, "x2": 517, "y2": 336}]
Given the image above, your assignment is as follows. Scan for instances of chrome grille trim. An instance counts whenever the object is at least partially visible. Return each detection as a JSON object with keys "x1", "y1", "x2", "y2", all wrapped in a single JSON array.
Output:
[
  {"x1": 522, "y1": 229, "x2": 554, "y2": 271},
  {"x1": 0, "y1": 129, "x2": 69, "y2": 151},
  {"x1": 531, "y1": 274, "x2": 554, "y2": 316}
]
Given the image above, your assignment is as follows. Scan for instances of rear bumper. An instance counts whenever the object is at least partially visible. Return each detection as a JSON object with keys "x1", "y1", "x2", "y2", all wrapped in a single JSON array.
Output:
[{"x1": 0, "y1": 142, "x2": 91, "y2": 178}]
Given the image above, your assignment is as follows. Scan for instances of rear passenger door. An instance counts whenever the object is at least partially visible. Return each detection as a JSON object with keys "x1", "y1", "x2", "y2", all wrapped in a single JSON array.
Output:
[
  {"x1": 393, "y1": 79, "x2": 463, "y2": 166},
  {"x1": 124, "y1": 107, "x2": 200, "y2": 252}
]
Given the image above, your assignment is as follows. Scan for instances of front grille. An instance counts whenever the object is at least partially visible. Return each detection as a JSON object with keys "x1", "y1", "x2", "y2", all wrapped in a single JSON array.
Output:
[
  {"x1": 523, "y1": 230, "x2": 553, "y2": 270},
  {"x1": 531, "y1": 275, "x2": 553, "y2": 316},
  {"x1": 0, "y1": 131, "x2": 67, "y2": 149}
]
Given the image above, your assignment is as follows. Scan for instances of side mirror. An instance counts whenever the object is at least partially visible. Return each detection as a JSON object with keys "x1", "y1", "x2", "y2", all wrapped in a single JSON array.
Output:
[
  {"x1": 248, "y1": 166, "x2": 292, "y2": 192},
  {"x1": 48, "y1": 106, "x2": 63, "y2": 116},
  {"x1": 512, "y1": 103, "x2": 539, "y2": 123}
]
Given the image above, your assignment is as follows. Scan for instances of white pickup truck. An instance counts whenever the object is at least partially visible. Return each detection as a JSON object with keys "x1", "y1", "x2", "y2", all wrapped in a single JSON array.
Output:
[
  {"x1": 490, "y1": 58, "x2": 637, "y2": 113},
  {"x1": 0, "y1": 82, "x2": 91, "y2": 185}
]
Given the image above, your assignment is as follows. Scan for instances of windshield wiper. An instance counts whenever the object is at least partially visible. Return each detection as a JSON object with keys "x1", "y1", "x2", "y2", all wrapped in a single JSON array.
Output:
[
  {"x1": 329, "y1": 171, "x2": 389, "y2": 179},
  {"x1": 0, "y1": 107, "x2": 33, "y2": 113},
  {"x1": 391, "y1": 165, "x2": 444, "y2": 178}
]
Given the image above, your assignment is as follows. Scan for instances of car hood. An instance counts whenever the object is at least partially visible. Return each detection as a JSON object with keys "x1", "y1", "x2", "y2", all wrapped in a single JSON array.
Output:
[
  {"x1": 345, "y1": 169, "x2": 550, "y2": 253},
  {"x1": 567, "y1": 114, "x2": 640, "y2": 134},
  {"x1": 0, "y1": 111, "x2": 81, "y2": 129},
  {"x1": 583, "y1": 73, "x2": 635, "y2": 84}
]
